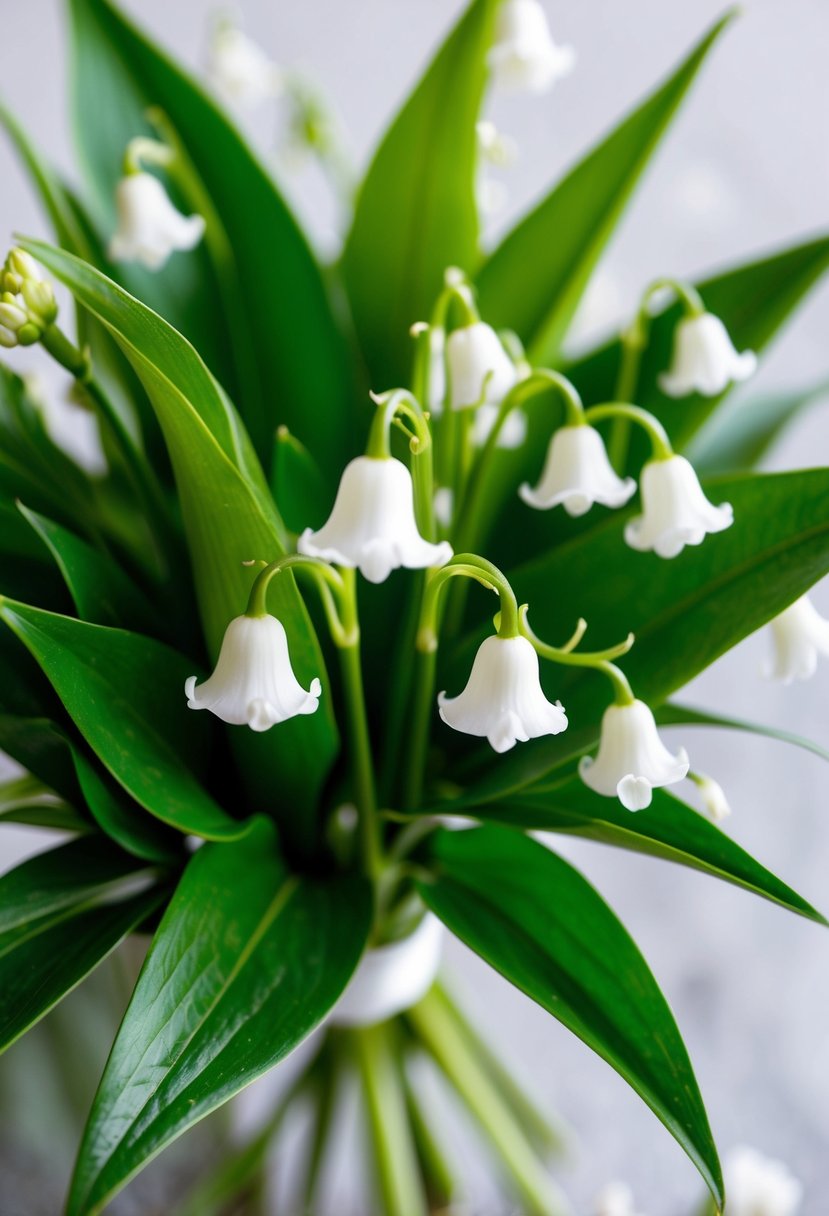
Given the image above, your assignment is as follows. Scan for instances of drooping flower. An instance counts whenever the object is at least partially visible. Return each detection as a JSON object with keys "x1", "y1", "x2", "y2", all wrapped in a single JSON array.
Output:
[
  {"x1": 488, "y1": 0, "x2": 575, "y2": 94},
  {"x1": 438, "y1": 634, "x2": 568, "y2": 753},
  {"x1": 446, "y1": 321, "x2": 518, "y2": 411},
  {"x1": 695, "y1": 773, "x2": 732, "y2": 822},
  {"x1": 298, "y1": 456, "x2": 452, "y2": 584},
  {"x1": 109, "y1": 173, "x2": 206, "y2": 271},
  {"x1": 624, "y1": 454, "x2": 732, "y2": 558},
  {"x1": 331, "y1": 914, "x2": 444, "y2": 1027},
  {"x1": 658, "y1": 311, "x2": 756, "y2": 398},
  {"x1": 724, "y1": 1146, "x2": 802, "y2": 1216},
  {"x1": 185, "y1": 614, "x2": 321, "y2": 730},
  {"x1": 764, "y1": 594, "x2": 829, "y2": 684},
  {"x1": 520, "y1": 424, "x2": 636, "y2": 515},
  {"x1": 207, "y1": 23, "x2": 282, "y2": 110},
  {"x1": 579, "y1": 699, "x2": 689, "y2": 810}
]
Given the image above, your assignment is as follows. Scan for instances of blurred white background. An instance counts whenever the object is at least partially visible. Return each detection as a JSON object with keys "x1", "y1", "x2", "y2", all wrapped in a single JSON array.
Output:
[{"x1": 1, "y1": 1, "x2": 828, "y2": 1213}]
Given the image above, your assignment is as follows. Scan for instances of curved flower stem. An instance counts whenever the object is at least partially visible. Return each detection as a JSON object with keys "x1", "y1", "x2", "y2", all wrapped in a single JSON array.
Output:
[
  {"x1": 245, "y1": 553, "x2": 351, "y2": 644},
  {"x1": 520, "y1": 606, "x2": 635, "y2": 706},
  {"x1": 608, "y1": 276, "x2": 704, "y2": 471},
  {"x1": 584, "y1": 401, "x2": 673, "y2": 461},
  {"x1": 353, "y1": 1023, "x2": 428, "y2": 1216},
  {"x1": 367, "y1": 388, "x2": 436, "y2": 539},
  {"x1": 454, "y1": 369, "x2": 585, "y2": 552},
  {"x1": 402, "y1": 557, "x2": 517, "y2": 811},
  {"x1": 39, "y1": 324, "x2": 175, "y2": 578},
  {"x1": 406, "y1": 988, "x2": 572, "y2": 1216}
]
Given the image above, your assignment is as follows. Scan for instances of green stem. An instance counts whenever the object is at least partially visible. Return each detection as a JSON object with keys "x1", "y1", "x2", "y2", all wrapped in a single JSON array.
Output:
[
  {"x1": 300, "y1": 1043, "x2": 341, "y2": 1213},
  {"x1": 402, "y1": 1054, "x2": 458, "y2": 1208},
  {"x1": 584, "y1": 402, "x2": 673, "y2": 461},
  {"x1": 354, "y1": 1024, "x2": 429, "y2": 1216},
  {"x1": 520, "y1": 606, "x2": 635, "y2": 705},
  {"x1": 407, "y1": 988, "x2": 571, "y2": 1216},
  {"x1": 339, "y1": 569, "x2": 382, "y2": 883}
]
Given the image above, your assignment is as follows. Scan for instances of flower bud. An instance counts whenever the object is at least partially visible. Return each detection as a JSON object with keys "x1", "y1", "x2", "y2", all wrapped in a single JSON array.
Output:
[{"x1": 20, "y1": 279, "x2": 57, "y2": 326}]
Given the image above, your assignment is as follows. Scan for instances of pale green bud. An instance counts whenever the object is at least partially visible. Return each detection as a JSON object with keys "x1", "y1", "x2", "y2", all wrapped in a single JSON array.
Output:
[
  {"x1": 16, "y1": 322, "x2": 42, "y2": 346},
  {"x1": 0, "y1": 299, "x2": 28, "y2": 332},
  {"x1": 7, "y1": 248, "x2": 43, "y2": 283},
  {"x1": 0, "y1": 325, "x2": 17, "y2": 349},
  {"x1": 21, "y1": 279, "x2": 57, "y2": 326},
  {"x1": 1, "y1": 270, "x2": 23, "y2": 294}
]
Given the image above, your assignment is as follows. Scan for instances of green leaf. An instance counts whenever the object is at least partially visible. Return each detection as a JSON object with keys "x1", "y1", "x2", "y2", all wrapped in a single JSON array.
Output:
[
  {"x1": 0, "y1": 714, "x2": 83, "y2": 802},
  {"x1": 476, "y1": 12, "x2": 735, "y2": 363},
  {"x1": 72, "y1": 746, "x2": 181, "y2": 864},
  {"x1": 566, "y1": 236, "x2": 829, "y2": 457},
  {"x1": 19, "y1": 502, "x2": 165, "y2": 636},
  {"x1": 448, "y1": 469, "x2": 829, "y2": 801},
  {"x1": 455, "y1": 781, "x2": 824, "y2": 924},
  {"x1": 68, "y1": 0, "x2": 359, "y2": 470},
  {"x1": 655, "y1": 702, "x2": 829, "y2": 766},
  {"x1": 0, "y1": 598, "x2": 245, "y2": 841},
  {"x1": 0, "y1": 838, "x2": 164, "y2": 1052},
  {"x1": 418, "y1": 825, "x2": 723, "y2": 1206},
  {"x1": 0, "y1": 773, "x2": 88, "y2": 833},
  {"x1": 20, "y1": 240, "x2": 340, "y2": 828},
  {"x1": 688, "y1": 378, "x2": 829, "y2": 475},
  {"x1": 68, "y1": 819, "x2": 372, "y2": 1216},
  {"x1": 342, "y1": 0, "x2": 497, "y2": 387}
]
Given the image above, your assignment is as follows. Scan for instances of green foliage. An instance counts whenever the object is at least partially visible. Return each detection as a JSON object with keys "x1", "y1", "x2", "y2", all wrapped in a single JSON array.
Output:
[
  {"x1": 67, "y1": 820, "x2": 371, "y2": 1216},
  {"x1": 418, "y1": 825, "x2": 723, "y2": 1207}
]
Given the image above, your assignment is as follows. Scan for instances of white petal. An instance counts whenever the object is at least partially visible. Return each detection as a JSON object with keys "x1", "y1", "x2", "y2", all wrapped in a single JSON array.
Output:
[{"x1": 616, "y1": 774, "x2": 653, "y2": 811}]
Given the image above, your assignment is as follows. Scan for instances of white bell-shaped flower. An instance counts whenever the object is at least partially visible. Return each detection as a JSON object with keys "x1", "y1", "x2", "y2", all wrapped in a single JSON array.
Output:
[
  {"x1": 520, "y1": 424, "x2": 636, "y2": 515},
  {"x1": 488, "y1": 0, "x2": 575, "y2": 94},
  {"x1": 207, "y1": 25, "x2": 281, "y2": 110},
  {"x1": 724, "y1": 1146, "x2": 802, "y2": 1216},
  {"x1": 624, "y1": 455, "x2": 733, "y2": 559},
  {"x1": 109, "y1": 173, "x2": 206, "y2": 271},
  {"x1": 297, "y1": 456, "x2": 452, "y2": 584},
  {"x1": 764, "y1": 594, "x2": 829, "y2": 684},
  {"x1": 185, "y1": 614, "x2": 321, "y2": 731},
  {"x1": 658, "y1": 311, "x2": 756, "y2": 398},
  {"x1": 438, "y1": 634, "x2": 568, "y2": 754},
  {"x1": 695, "y1": 774, "x2": 731, "y2": 822},
  {"x1": 446, "y1": 321, "x2": 518, "y2": 411},
  {"x1": 473, "y1": 402, "x2": 527, "y2": 449},
  {"x1": 579, "y1": 699, "x2": 689, "y2": 811}
]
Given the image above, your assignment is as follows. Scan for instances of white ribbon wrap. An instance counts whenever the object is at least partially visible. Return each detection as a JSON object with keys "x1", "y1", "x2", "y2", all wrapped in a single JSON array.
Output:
[{"x1": 330, "y1": 914, "x2": 444, "y2": 1027}]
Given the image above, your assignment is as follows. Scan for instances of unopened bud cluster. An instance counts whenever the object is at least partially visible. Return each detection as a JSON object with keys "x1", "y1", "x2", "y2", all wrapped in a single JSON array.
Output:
[{"x1": 0, "y1": 249, "x2": 57, "y2": 349}]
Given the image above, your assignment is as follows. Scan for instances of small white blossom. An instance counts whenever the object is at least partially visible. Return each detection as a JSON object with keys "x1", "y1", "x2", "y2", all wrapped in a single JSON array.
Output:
[
  {"x1": 724, "y1": 1146, "x2": 802, "y2": 1216},
  {"x1": 438, "y1": 634, "x2": 568, "y2": 753},
  {"x1": 185, "y1": 614, "x2": 321, "y2": 731},
  {"x1": 446, "y1": 321, "x2": 518, "y2": 411},
  {"x1": 473, "y1": 401, "x2": 527, "y2": 449},
  {"x1": 520, "y1": 424, "x2": 636, "y2": 516},
  {"x1": 207, "y1": 24, "x2": 282, "y2": 110},
  {"x1": 764, "y1": 594, "x2": 829, "y2": 684},
  {"x1": 426, "y1": 325, "x2": 447, "y2": 415},
  {"x1": 298, "y1": 456, "x2": 452, "y2": 584},
  {"x1": 696, "y1": 774, "x2": 731, "y2": 822},
  {"x1": 488, "y1": 0, "x2": 575, "y2": 94},
  {"x1": 624, "y1": 455, "x2": 733, "y2": 559},
  {"x1": 109, "y1": 173, "x2": 206, "y2": 271},
  {"x1": 579, "y1": 699, "x2": 689, "y2": 810},
  {"x1": 331, "y1": 914, "x2": 444, "y2": 1027},
  {"x1": 594, "y1": 1181, "x2": 646, "y2": 1216},
  {"x1": 476, "y1": 120, "x2": 518, "y2": 167},
  {"x1": 433, "y1": 486, "x2": 454, "y2": 528},
  {"x1": 658, "y1": 311, "x2": 756, "y2": 398}
]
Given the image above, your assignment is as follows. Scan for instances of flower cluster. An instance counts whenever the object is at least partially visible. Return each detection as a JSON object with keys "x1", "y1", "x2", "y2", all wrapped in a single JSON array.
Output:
[{"x1": 0, "y1": 249, "x2": 57, "y2": 348}]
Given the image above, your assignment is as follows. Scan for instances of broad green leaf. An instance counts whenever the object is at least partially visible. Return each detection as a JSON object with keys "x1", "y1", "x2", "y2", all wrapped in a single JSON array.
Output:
[
  {"x1": 0, "y1": 773, "x2": 87, "y2": 833},
  {"x1": 19, "y1": 503, "x2": 165, "y2": 636},
  {"x1": 477, "y1": 12, "x2": 735, "y2": 364},
  {"x1": 655, "y1": 703, "x2": 829, "y2": 766},
  {"x1": 688, "y1": 378, "x2": 829, "y2": 475},
  {"x1": 0, "y1": 860, "x2": 162, "y2": 1050},
  {"x1": 566, "y1": 236, "x2": 829, "y2": 457},
  {"x1": 342, "y1": 0, "x2": 497, "y2": 387},
  {"x1": 418, "y1": 825, "x2": 723, "y2": 1206},
  {"x1": 0, "y1": 503, "x2": 69, "y2": 609},
  {"x1": 449, "y1": 781, "x2": 824, "y2": 923},
  {"x1": 72, "y1": 746, "x2": 181, "y2": 864},
  {"x1": 68, "y1": 820, "x2": 372, "y2": 1216},
  {"x1": 69, "y1": 0, "x2": 359, "y2": 471},
  {"x1": 21, "y1": 240, "x2": 339, "y2": 827},
  {"x1": 0, "y1": 836, "x2": 146, "y2": 935},
  {"x1": 0, "y1": 598, "x2": 246, "y2": 841},
  {"x1": 447, "y1": 469, "x2": 829, "y2": 802},
  {"x1": 0, "y1": 715, "x2": 84, "y2": 802}
]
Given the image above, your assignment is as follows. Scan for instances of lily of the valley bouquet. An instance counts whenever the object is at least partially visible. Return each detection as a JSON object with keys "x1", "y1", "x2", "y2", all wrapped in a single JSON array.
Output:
[{"x1": 0, "y1": 1, "x2": 827, "y2": 1213}]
